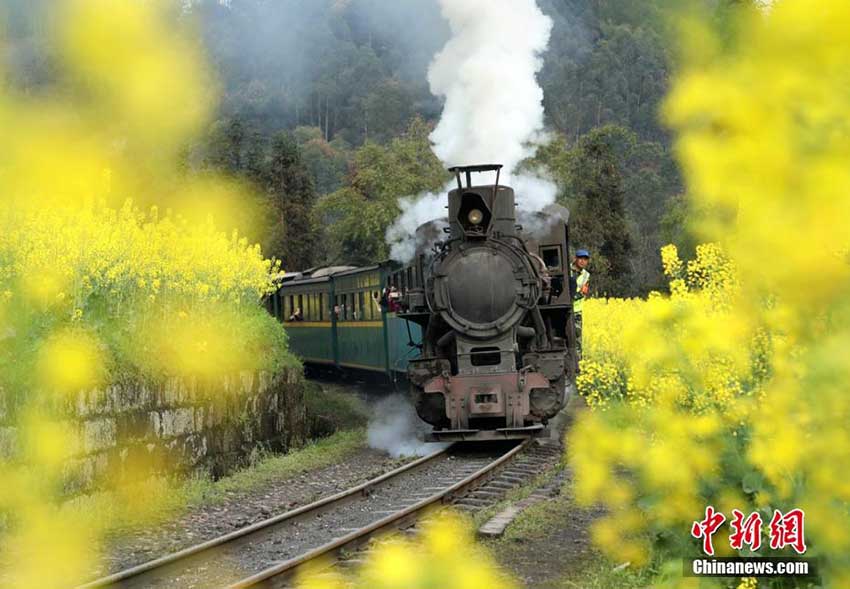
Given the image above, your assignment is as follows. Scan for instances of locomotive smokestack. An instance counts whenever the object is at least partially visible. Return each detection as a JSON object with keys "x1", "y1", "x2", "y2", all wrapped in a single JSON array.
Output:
[
  {"x1": 446, "y1": 164, "x2": 516, "y2": 240},
  {"x1": 386, "y1": 0, "x2": 558, "y2": 263}
]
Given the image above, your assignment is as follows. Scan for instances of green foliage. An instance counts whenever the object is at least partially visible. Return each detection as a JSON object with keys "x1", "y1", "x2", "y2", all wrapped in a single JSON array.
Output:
[
  {"x1": 314, "y1": 118, "x2": 448, "y2": 264},
  {"x1": 187, "y1": 0, "x2": 446, "y2": 146},
  {"x1": 203, "y1": 117, "x2": 266, "y2": 178},
  {"x1": 5, "y1": 0, "x2": 709, "y2": 292},
  {"x1": 264, "y1": 132, "x2": 319, "y2": 271},
  {"x1": 293, "y1": 126, "x2": 351, "y2": 195},
  {"x1": 659, "y1": 194, "x2": 699, "y2": 260},
  {"x1": 539, "y1": 0, "x2": 673, "y2": 143},
  {"x1": 566, "y1": 127, "x2": 634, "y2": 295},
  {"x1": 303, "y1": 382, "x2": 370, "y2": 439},
  {"x1": 528, "y1": 123, "x2": 681, "y2": 295}
]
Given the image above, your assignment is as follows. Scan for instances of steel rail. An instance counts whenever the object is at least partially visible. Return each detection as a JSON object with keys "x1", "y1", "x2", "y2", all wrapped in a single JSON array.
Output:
[
  {"x1": 228, "y1": 439, "x2": 530, "y2": 588},
  {"x1": 78, "y1": 445, "x2": 453, "y2": 589}
]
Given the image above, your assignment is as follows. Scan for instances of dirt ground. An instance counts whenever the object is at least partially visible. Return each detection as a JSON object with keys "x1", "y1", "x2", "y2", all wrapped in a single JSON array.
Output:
[
  {"x1": 483, "y1": 469, "x2": 607, "y2": 589},
  {"x1": 482, "y1": 396, "x2": 614, "y2": 589}
]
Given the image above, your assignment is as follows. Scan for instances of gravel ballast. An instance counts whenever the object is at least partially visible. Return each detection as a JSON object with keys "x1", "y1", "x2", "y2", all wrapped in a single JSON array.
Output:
[
  {"x1": 105, "y1": 449, "x2": 500, "y2": 589},
  {"x1": 93, "y1": 446, "x2": 410, "y2": 579}
]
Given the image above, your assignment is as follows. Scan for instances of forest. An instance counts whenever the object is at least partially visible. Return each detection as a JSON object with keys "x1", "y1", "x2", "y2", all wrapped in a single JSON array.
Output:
[
  {"x1": 0, "y1": 0, "x2": 704, "y2": 295},
  {"x1": 2, "y1": 0, "x2": 747, "y2": 295}
]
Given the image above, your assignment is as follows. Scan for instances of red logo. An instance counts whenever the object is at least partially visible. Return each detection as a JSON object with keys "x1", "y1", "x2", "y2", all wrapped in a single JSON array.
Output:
[
  {"x1": 691, "y1": 506, "x2": 726, "y2": 556},
  {"x1": 729, "y1": 509, "x2": 763, "y2": 551},
  {"x1": 769, "y1": 509, "x2": 807, "y2": 554},
  {"x1": 692, "y1": 507, "x2": 807, "y2": 555}
]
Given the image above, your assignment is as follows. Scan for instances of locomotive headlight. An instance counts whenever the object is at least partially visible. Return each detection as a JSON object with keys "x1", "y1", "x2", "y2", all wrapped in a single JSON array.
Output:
[{"x1": 468, "y1": 209, "x2": 484, "y2": 225}]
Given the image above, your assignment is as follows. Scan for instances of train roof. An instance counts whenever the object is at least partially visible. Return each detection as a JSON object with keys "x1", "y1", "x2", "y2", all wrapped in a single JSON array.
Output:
[{"x1": 279, "y1": 263, "x2": 393, "y2": 287}]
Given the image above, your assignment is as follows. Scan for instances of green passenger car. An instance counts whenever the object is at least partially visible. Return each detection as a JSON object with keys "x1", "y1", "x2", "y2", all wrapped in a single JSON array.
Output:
[{"x1": 267, "y1": 263, "x2": 422, "y2": 378}]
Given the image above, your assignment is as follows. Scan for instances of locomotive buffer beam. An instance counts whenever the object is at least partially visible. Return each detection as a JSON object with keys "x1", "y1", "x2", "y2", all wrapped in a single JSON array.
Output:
[{"x1": 426, "y1": 424, "x2": 546, "y2": 443}]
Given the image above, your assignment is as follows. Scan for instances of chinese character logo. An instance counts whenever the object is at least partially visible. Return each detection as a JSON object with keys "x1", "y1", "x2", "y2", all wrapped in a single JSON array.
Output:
[
  {"x1": 769, "y1": 508, "x2": 807, "y2": 554},
  {"x1": 729, "y1": 509, "x2": 763, "y2": 551},
  {"x1": 692, "y1": 506, "x2": 726, "y2": 556},
  {"x1": 692, "y1": 507, "x2": 807, "y2": 555}
]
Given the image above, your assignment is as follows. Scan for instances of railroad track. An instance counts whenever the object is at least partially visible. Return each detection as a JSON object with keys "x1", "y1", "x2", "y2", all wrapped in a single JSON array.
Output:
[{"x1": 80, "y1": 438, "x2": 563, "y2": 589}]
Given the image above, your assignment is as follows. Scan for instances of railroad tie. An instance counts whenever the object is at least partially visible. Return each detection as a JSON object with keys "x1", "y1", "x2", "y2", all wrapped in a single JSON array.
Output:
[
  {"x1": 486, "y1": 481, "x2": 517, "y2": 490},
  {"x1": 470, "y1": 489, "x2": 504, "y2": 499},
  {"x1": 454, "y1": 497, "x2": 491, "y2": 507}
]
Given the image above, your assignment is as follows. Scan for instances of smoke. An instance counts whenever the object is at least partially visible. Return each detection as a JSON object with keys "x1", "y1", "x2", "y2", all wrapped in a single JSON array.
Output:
[
  {"x1": 513, "y1": 173, "x2": 558, "y2": 211},
  {"x1": 367, "y1": 395, "x2": 446, "y2": 458},
  {"x1": 386, "y1": 0, "x2": 556, "y2": 262},
  {"x1": 428, "y1": 0, "x2": 552, "y2": 173},
  {"x1": 386, "y1": 188, "x2": 450, "y2": 263}
]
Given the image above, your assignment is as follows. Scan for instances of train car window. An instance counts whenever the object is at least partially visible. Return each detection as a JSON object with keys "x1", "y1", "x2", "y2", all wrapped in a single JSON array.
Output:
[
  {"x1": 319, "y1": 293, "x2": 325, "y2": 321},
  {"x1": 541, "y1": 246, "x2": 562, "y2": 271},
  {"x1": 357, "y1": 291, "x2": 365, "y2": 321},
  {"x1": 297, "y1": 294, "x2": 303, "y2": 319},
  {"x1": 284, "y1": 295, "x2": 291, "y2": 321},
  {"x1": 346, "y1": 293, "x2": 353, "y2": 320}
]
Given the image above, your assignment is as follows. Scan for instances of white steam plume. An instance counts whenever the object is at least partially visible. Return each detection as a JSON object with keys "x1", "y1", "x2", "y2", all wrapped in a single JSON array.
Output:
[
  {"x1": 427, "y1": 0, "x2": 552, "y2": 173},
  {"x1": 387, "y1": 0, "x2": 556, "y2": 263},
  {"x1": 386, "y1": 188, "x2": 450, "y2": 263},
  {"x1": 367, "y1": 395, "x2": 448, "y2": 458}
]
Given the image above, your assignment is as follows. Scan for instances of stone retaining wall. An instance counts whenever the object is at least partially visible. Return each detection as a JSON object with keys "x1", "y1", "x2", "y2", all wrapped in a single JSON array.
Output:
[{"x1": 0, "y1": 368, "x2": 307, "y2": 495}]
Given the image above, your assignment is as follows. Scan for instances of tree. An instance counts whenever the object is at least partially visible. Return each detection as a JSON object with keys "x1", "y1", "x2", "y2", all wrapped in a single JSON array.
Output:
[
  {"x1": 527, "y1": 124, "x2": 680, "y2": 295},
  {"x1": 204, "y1": 117, "x2": 266, "y2": 177},
  {"x1": 314, "y1": 117, "x2": 448, "y2": 265},
  {"x1": 264, "y1": 133, "x2": 318, "y2": 271},
  {"x1": 564, "y1": 126, "x2": 634, "y2": 296},
  {"x1": 541, "y1": 18, "x2": 671, "y2": 144},
  {"x1": 293, "y1": 126, "x2": 351, "y2": 195},
  {"x1": 362, "y1": 78, "x2": 415, "y2": 143}
]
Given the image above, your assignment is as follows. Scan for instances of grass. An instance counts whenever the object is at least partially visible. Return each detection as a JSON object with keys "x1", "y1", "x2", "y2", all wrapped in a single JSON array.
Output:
[
  {"x1": 481, "y1": 481, "x2": 656, "y2": 589},
  {"x1": 557, "y1": 558, "x2": 654, "y2": 589},
  {"x1": 304, "y1": 381, "x2": 370, "y2": 438},
  {"x1": 183, "y1": 428, "x2": 367, "y2": 503}
]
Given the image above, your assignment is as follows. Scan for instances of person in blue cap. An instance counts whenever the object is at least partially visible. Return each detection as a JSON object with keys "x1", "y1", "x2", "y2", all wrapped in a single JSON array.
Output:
[{"x1": 571, "y1": 249, "x2": 591, "y2": 359}]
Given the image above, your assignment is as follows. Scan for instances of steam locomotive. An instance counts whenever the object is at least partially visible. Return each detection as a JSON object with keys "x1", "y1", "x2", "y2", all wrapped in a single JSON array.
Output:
[
  {"x1": 268, "y1": 164, "x2": 578, "y2": 442},
  {"x1": 399, "y1": 165, "x2": 578, "y2": 441}
]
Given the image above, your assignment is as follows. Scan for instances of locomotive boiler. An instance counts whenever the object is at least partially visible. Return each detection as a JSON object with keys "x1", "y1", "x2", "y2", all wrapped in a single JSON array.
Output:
[{"x1": 399, "y1": 165, "x2": 579, "y2": 441}]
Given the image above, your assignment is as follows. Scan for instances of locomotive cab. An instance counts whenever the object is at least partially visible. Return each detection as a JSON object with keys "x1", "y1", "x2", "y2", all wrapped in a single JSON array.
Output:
[{"x1": 401, "y1": 165, "x2": 579, "y2": 442}]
